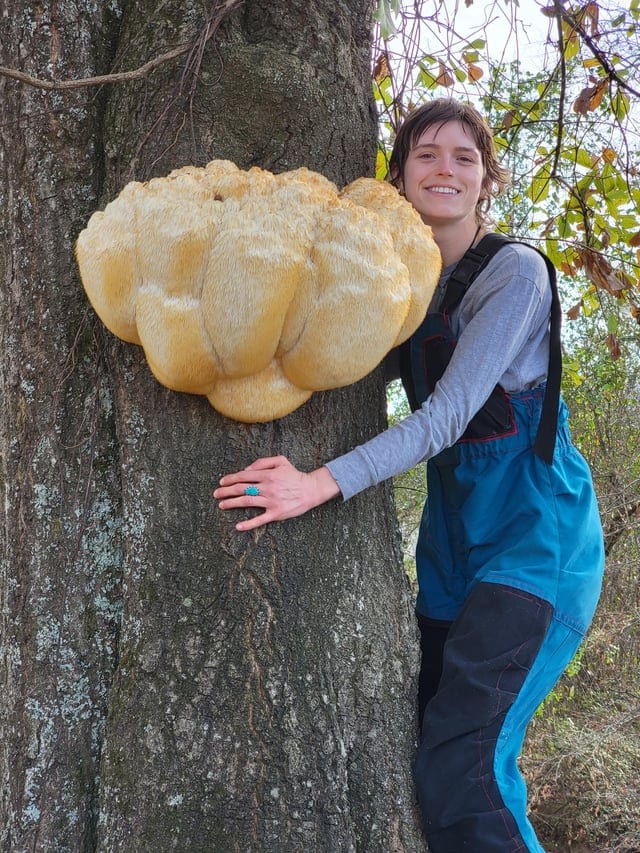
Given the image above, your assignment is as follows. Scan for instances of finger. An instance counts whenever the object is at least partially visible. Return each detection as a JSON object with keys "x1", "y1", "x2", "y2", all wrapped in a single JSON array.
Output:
[
  {"x1": 217, "y1": 470, "x2": 264, "y2": 488},
  {"x1": 214, "y1": 478, "x2": 269, "y2": 500},
  {"x1": 235, "y1": 509, "x2": 276, "y2": 532},
  {"x1": 216, "y1": 493, "x2": 267, "y2": 510},
  {"x1": 213, "y1": 483, "x2": 260, "y2": 500},
  {"x1": 218, "y1": 456, "x2": 292, "y2": 487},
  {"x1": 243, "y1": 455, "x2": 288, "y2": 472}
]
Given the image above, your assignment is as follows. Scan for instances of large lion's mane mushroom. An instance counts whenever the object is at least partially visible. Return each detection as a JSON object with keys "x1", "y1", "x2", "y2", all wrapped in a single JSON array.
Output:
[{"x1": 76, "y1": 160, "x2": 441, "y2": 422}]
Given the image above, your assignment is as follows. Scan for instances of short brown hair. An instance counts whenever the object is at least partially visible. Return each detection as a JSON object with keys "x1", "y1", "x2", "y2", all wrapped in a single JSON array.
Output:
[{"x1": 389, "y1": 98, "x2": 510, "y2": 225}]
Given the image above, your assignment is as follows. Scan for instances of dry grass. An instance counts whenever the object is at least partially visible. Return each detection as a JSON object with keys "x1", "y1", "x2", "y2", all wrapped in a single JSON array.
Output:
[{"x1": 523, "y1": 678, "x2": 640, "y2": 851}]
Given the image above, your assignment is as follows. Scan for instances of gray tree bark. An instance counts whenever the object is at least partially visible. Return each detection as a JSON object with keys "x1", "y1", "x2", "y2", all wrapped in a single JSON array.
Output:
[{"x1": 0, "y1": 2, "x2": 425, "y2": 850}]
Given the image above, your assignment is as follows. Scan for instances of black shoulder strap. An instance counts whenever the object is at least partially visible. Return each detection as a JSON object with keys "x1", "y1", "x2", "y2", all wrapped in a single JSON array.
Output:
[
  {"x1": 440, "y1": 233, "x2": 515, "y2": 314},
  {"x1": 398, "y1": 235, "x2": 511, "y2": 410},
  {"x1": 439, "y1": 233, "x2": 562, "y2": 464},
  {"x1": 534, "y1": 252, "x2": 562, "y2": 464}
]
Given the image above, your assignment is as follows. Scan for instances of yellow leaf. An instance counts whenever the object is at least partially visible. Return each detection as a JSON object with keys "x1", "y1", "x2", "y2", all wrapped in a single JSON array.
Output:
[{"x1": 602, "y1": 147, "x2": 616, "y2": 164}]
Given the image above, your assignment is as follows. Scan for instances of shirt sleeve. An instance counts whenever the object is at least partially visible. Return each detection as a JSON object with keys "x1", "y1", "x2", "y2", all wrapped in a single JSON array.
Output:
[{"x1": 326, "y1": 244, "x2": 552, "y2": 500}]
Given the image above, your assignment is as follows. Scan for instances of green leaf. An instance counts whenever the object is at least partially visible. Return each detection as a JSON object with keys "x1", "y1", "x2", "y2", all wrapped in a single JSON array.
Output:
[
  {"x1": 454, "y1": 65, "x2": 467, "y2": 83},
  {"x1": 575, "y1": 147, "x2": 595, "y2": 169},
  {"x1": 611, "y1": 91, "x2": 630, "y2": 120},
  {"x1": 606, "y1": 313, "x2": 619, "y2": 334},
  {"x1": 374, "y1": 0, "x2": 397, "y2": 39},
  {"x1": 418, "y1": 66, "x2": 438, "y2": 90},
  {"x1": 529, "y1": 163, "x2": 552, "y2": 203}
]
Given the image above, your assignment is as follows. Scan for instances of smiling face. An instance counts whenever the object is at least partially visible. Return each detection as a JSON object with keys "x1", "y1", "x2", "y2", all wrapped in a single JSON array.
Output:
[{"x1": 401, "y1": 120, "x2": 487, "y2": 232}]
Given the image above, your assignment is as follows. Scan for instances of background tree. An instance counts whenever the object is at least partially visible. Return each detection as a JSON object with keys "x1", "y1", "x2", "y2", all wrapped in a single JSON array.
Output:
[{"x1": 0, "y1": 2, "x2": 425, "y2": 850}]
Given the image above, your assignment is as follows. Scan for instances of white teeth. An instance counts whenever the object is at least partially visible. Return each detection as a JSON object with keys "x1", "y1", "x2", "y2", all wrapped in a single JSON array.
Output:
[{"x1": 429, "y1": 186, "x2": 458, "y2": 194}]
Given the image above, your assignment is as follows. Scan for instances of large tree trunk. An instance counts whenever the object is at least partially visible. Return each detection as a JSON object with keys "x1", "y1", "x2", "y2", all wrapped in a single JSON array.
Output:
[{"x1": 0, "y1": 2, "x2": 425, "y2": 850}]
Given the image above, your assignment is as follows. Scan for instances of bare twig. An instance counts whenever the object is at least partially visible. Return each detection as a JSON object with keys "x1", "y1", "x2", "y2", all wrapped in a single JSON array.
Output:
[
  {"x1": 0, "y1": 45, "x2": 190, "y2": 91},
  {"x1": 549, "y1": 10, "x2": 566, "y2": 181},
  {"x1": 0, "y1": 0, "x2": 243, "y2": 92}
]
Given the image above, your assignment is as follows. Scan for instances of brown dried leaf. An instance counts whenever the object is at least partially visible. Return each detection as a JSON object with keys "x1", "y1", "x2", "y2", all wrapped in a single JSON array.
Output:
[
  {"x1": 541, "y1": 216, "x2": 556, "y2": 237},
  {"x1": 373, "y1": 53, "x2": 390, "y2": 82},
  {"x1": 573, "y1": 87, "x2": 593, "y2": 115},
  {"x1": 584, "y1": 1, "x2": 600, "y2": 35},
  {"x1": 606, "y1": 333, "x2": 621, "y2": 359},
  {"x1": 467, "y1": 62, "x2": 484, "y2": 82},
  {"x1": 436, "y1": 61, "x2": 454, "y2": 87},
  {"x1": 566, "y1": 301, "x2": 583, "y2": 320},
  {"x1": 500, "y1": 109, "x2": 516, "y2": 131},
  {"x1": 559, "y1": 261, "x2": 577, "y2": 276},
  {"x1": 589, "y1": 78, "x2": 608, "y2": 110},
  {"x1": 575, "y1": 247, "x2": 627, "y2": 295},
  {"x1": 629, "y1": 230, "x2": 640, "y2": 248},
  {"x1": 573, "y1": 79, "x2": 608, "y2": 114}
]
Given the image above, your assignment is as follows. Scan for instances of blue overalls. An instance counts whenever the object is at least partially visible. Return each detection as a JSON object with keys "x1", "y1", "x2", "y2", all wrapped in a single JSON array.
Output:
[{"x1": 403, "y1": 237, "x2": 605, "y2": 852}]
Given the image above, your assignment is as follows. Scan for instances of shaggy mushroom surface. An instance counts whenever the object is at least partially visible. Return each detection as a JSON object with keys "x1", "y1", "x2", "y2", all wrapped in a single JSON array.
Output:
[{"x1": 76, "y1": 160, "x2": 441, "y2": 422}]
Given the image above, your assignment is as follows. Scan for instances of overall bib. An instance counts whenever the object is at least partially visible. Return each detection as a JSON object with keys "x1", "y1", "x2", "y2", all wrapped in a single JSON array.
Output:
[{"x1": 405, "y1": 238, "x2": 605, "y2": 852}]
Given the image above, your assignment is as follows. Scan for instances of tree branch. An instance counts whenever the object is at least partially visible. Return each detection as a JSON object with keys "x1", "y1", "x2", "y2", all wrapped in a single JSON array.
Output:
[
  {"x1": 0, "y1": 0, "x2": 243, "y2": 92},
  {"x1": 549, "y1": 8, "x2": 567, "y2": 181},
  {"x1": 552, "y1": 0, "x2": 640, "y2": 100},
  {"x1": 604, "y1": 499, "x2": 640, "y2": 556}
]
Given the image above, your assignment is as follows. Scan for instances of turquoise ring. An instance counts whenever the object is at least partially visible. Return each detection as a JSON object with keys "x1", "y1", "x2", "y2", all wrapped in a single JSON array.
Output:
[{"x1": 244, "y1": 485, "x2": 260, "y2": 497}]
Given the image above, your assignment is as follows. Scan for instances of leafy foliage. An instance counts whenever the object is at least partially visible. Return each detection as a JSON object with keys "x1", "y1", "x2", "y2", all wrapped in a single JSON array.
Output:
[{"x1": 373, "y1": 0, "x2": 640, "y2": 360}]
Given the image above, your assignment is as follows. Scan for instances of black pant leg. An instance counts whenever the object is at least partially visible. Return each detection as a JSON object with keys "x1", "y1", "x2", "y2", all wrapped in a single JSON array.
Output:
[{"x1": 416, "y1": 611, "x2": 452, "y2": 726}]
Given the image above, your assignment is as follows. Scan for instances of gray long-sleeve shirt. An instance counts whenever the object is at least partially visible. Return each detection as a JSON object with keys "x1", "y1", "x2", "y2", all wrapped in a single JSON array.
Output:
[{"x1": 326, "y1": 242, "x2": 553, "y2": 500}]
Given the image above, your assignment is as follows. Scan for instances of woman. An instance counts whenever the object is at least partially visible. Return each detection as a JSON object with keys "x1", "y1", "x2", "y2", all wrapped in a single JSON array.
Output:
[{"x1": 214, "y1": 99, "x2": 605, "y2": 852}]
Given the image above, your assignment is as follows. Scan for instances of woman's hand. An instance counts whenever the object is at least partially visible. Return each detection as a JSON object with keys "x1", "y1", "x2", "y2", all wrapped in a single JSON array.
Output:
[{"x1": 214, "y1": 455, "x2": 341, "y2": 531}]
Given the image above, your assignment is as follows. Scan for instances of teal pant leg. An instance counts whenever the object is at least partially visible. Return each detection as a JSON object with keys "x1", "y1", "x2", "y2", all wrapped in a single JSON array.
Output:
[{"x1": 494, "y1": 616, "x2": 587, "y2": 852}]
